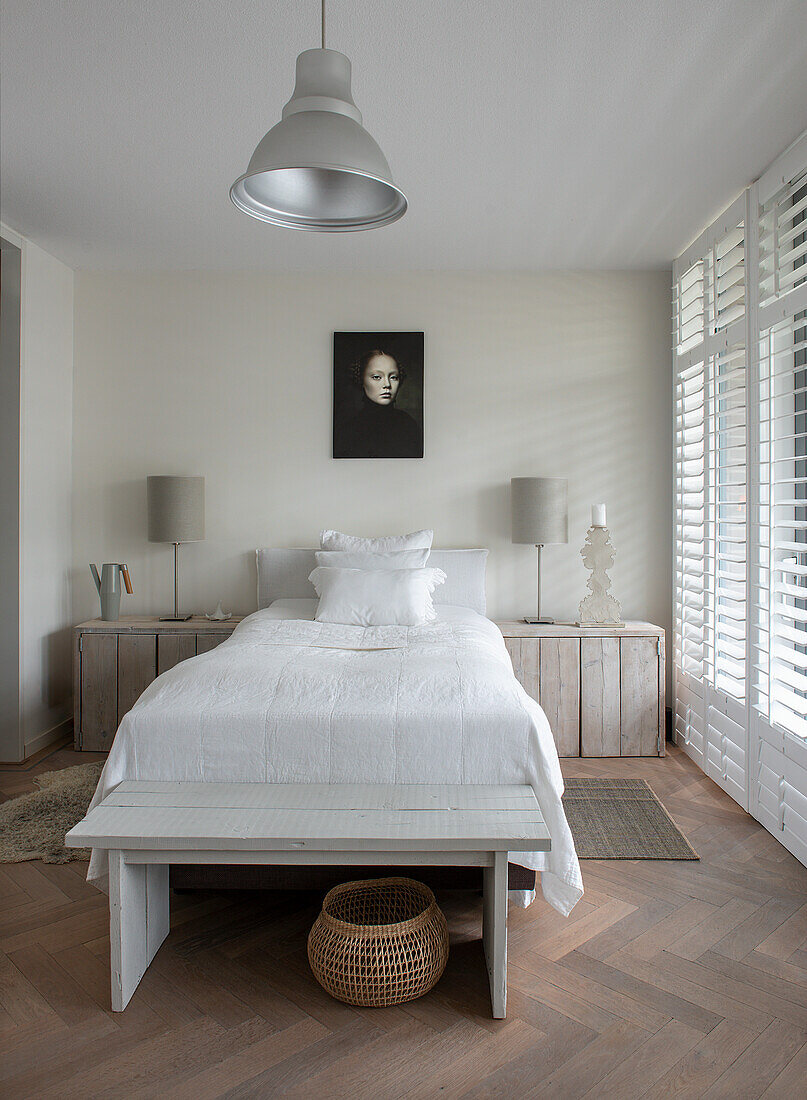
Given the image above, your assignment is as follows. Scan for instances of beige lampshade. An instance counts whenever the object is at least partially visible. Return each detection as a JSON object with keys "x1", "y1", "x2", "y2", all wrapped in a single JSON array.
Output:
[
  {"x1": 147, "y1": 476, "x2": 205, "y2": 543},
  {"x1": 511, "y1": 477, "x2": 568, "y2": 545}
]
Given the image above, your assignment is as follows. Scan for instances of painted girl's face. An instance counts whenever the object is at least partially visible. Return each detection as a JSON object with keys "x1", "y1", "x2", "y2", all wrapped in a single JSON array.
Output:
[{"x1": 362, "y1": 354, "x2": 400, "y2": 405}]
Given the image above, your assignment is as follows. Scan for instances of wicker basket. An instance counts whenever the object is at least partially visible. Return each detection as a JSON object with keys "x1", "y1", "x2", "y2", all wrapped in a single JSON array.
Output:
[{"x1": 307, "y1": 877, "x2": 449, "y2": 1007}]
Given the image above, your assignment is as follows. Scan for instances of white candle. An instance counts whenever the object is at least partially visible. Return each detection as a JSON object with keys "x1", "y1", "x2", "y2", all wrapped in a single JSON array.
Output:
[{"x1": 592, "y1": 503, "x2": 606, "y2": 527}]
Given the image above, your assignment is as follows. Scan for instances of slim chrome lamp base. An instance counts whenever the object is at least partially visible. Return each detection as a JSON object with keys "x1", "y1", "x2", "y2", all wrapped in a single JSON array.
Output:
[
  {"x1": 159, "y1": 542, "x2": 193, "y2": 621},
  {"x1": 522, "y1": 544, "x2": 554, "y2": 624}
]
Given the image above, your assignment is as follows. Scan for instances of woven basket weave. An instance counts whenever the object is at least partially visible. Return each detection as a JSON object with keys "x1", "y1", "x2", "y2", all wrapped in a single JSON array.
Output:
[{"x1": 307, "y1": 877, "x2": 449, "y2": 1007}]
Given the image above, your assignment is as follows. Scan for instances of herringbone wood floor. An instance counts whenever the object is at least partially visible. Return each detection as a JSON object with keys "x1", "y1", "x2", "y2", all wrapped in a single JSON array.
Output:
[{"x1": 1, "y1": 743, "x2": 805, "y2": 1099}]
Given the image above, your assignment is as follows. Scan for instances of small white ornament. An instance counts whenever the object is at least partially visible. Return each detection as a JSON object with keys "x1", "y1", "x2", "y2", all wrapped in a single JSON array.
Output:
[
  {"x1": 577, "y1": 525, "x2": 623, "y2": 626},
  {"x1": 205, "y1": 601, "x2": 232, "y2": 621}
]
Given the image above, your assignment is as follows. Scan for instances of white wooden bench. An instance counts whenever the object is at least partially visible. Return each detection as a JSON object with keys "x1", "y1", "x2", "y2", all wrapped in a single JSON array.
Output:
[{"x1": 66, "y1": 782, "x2": 550, "y2": 1018}]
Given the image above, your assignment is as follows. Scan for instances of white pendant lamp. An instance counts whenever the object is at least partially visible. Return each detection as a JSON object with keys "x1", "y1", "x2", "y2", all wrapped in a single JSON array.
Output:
[{"x1": 229, "y1": 1, "x2": 407, "y2": 232}]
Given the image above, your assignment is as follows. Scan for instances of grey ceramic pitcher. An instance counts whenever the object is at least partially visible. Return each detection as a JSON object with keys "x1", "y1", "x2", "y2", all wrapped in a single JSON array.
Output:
[{"x1": 90, "y1": 563, "x2": 133, "y2": 621}]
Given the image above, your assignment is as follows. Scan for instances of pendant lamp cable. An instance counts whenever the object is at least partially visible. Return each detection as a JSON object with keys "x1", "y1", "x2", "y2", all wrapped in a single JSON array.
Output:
[{"x1": 321, "y1": 0, "x2": 326, "y2": 49}]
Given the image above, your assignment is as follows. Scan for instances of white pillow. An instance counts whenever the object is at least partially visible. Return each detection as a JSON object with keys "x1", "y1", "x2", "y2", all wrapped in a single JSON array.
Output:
[
  {"x1": 309, "y1": 566, "x2": 446, "y2": 626},
  {"x1": 319, "y1": 529, "x2": 434, "y2": 553},
  {"x1": 315, "y1": 548, "x2": 430, "y2": 571}
]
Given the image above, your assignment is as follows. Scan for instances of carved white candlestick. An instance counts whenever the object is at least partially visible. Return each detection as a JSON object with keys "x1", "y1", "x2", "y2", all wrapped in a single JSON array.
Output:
[{"x1": 577, "y1": 525, "x2": 624, "y2": 627}]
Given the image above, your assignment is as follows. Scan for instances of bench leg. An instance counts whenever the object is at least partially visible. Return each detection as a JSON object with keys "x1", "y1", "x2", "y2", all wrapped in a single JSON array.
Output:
[
  {"x1": 482, "y1": 849, "x2": 508, "y2": 1018},
  {"x1": 109, "y1": 852, "x2": 170, "y2": 1011}
]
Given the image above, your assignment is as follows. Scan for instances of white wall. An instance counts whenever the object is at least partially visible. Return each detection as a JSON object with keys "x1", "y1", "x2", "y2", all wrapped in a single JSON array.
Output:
[
  {"x1": 0, "y1": 223, "x2": 74, "y2": 758},
  {"x1": 72, "y1": 272, "x2": 671, "y2": 655},
  {"x1": 0, "y1": 237, "x2": 21, "y2": 760}
]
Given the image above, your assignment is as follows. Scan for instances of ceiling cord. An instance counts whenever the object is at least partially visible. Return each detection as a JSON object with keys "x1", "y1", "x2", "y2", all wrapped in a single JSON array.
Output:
[{"x1": 321, "y1": 0, "x2": 326, "y2": 49}]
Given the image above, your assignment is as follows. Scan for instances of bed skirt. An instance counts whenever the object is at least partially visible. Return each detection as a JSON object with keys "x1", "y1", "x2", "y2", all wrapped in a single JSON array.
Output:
[{"x1": 169, "y1": 862, "x2": 536, "y2": 893}]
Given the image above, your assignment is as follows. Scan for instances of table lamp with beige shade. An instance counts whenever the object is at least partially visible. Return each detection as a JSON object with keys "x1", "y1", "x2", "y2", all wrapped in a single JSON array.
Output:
[
  {"x1": 511, "y1": 476, "x2": 568, "y2": 624},
  {"x1": 147, "y1": 476, "x2": 205, "y2": 621}
]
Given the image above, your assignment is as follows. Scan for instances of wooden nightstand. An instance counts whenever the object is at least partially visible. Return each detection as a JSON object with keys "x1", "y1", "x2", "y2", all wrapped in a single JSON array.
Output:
[
  {"x1": 73, "y1": 616, "x2": 242, "y2": 751},
  {"x1": 495, "y1": 621, "x2": 665, "y2": 758}
]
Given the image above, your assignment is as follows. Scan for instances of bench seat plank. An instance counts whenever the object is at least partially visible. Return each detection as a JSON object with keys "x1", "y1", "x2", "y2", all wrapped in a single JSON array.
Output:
[
  {"x1": 104, "y1": 782, "x2": 539, "y2": 810},
  {"x1": 67, "y1": 806, "x2": 551, "y2": 851}
]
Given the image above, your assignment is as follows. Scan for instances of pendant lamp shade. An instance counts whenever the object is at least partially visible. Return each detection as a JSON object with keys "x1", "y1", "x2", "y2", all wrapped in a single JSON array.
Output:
[{"x1": 230, "y1": 49, "x2": 407, "y2": 231}]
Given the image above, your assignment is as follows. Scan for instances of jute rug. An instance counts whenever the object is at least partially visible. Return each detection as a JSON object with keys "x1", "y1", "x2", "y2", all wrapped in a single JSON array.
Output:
[
  {"x1": 563, "y1": 777, "x2": 698, "y2": 859},
  {"x1": 0, "y1": 762, "x2": 104, "y2": 863}
]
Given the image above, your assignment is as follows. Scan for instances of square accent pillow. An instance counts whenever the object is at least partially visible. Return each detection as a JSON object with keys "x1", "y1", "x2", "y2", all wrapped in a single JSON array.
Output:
[{"x1": 309, "y1": 566, "x2": 446, "y2": 626}]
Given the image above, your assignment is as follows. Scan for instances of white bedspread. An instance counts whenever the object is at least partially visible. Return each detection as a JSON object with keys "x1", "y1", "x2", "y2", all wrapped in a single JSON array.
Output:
[{"x1": 87, "y1": 604, "x2": 583, "y2": 915}]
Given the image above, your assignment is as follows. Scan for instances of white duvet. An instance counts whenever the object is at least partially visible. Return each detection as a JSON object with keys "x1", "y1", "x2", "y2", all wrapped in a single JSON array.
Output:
[{"x1": 87, "y1": 603, "x2": 583, "y2": 915}]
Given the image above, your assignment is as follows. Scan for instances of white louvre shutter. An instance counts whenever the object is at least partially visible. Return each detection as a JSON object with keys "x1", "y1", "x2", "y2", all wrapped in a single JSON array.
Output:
[
  {"x1": 674, "y1": 355, "x2": 707, "y2": 763},
  {"x1": 713, "y1": 226, "x2": 746, "y2": 331},
  {"x1": 759, "y1": 171, "x2": 807, "y2": 307},
  {"x1": 675, "y1": 260, "x2": 706, "y2": 354},
  {"x1": 673, "y1": 194, "x2": 748, "y2": 806},
  {"x1": 706, "y1": 344, "x2": 747, "y2": 704},
  {"x1": 752, "y1": 141, "x2": 807, "y2": 862},
  {"x1": 704, "y1": 342, "x2": 748, "y2": 806},
  {"x1": 757, "y1": 308, "x2": 807, "y2": 741}
]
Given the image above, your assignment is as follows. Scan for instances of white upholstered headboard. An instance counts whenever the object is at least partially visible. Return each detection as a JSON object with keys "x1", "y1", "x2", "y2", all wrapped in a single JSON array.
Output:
[{"x1": 256, "y1": 548, "x2": 489, "y2": 615}]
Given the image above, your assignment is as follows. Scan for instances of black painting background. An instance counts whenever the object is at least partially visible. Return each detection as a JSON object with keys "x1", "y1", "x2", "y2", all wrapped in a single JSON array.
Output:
[{"x1": 333, "y1": 331, "x2": 424, "y2": 458}]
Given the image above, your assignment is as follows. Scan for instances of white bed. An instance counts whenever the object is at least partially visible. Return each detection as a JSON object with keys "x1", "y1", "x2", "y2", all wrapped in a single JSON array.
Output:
[{"x1": 87, "y1": 549, "x2": 583, "y2": 915}]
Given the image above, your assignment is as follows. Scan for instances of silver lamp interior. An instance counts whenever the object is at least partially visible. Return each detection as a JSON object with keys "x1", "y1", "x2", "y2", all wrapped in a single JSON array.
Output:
[{"x1": 232, "y1": 165, "x2": 406, "y2": 231}]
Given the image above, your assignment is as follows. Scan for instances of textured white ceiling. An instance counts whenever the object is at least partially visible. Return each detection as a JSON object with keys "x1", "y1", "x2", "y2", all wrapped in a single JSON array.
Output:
[{"x1": 1, "y1": 0, "x2": 806, "y2": 271}]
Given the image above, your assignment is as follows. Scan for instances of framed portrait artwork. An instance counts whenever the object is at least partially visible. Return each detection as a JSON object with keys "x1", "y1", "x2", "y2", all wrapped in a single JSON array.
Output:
[{"x1": 333, "y1": 331, "x2": 424, "y2": 459}]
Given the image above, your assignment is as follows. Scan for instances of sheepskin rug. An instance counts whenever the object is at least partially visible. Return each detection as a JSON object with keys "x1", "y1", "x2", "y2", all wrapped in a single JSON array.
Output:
[{"x1": 0, "y1": 762, "x2": 104, "y2": 863}]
